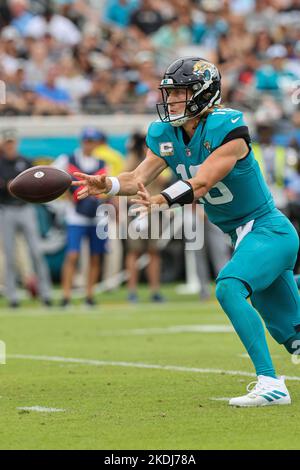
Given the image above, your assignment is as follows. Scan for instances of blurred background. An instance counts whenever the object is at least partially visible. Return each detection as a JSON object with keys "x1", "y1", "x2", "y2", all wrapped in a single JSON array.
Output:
[{"x1": 0, "y1": 0, "x2": 300, "y2": 307}]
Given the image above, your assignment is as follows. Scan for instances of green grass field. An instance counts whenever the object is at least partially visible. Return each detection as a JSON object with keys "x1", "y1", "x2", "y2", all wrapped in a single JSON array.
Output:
[{"x1": 0, "y1": 285, "x2": 300, "y2": 450}]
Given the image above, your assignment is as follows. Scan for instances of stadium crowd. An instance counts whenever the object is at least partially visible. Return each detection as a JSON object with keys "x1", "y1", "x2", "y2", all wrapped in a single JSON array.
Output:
[{"x1": 0, "y1": 0, "x2": 299, "y2": 118}]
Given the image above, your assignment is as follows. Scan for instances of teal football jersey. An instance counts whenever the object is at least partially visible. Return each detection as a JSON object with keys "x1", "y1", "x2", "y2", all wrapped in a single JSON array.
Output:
[{"x1": 146, "y1": 107, "x2": 275, "y2": 233}]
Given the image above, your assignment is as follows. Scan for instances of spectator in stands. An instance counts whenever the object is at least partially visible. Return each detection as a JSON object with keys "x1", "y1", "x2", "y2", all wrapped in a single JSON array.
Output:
[
  {"x1": 192, "y1": 0, "x2": 228, "y2": 50},
  {"x1": 34, "y1": 65, "x2": 72, "y2": 114},
  {"x1": 25, "y1": 4, "x2": 81, "y2": 45},
  {"x1": 0, "y1": 25, "x2": 21, "y2": 77},
  {"x1": 5, "y1": 64, "x2": 28, "y2": 115},
  {"x1": 53, "y1": 127, "x2": 107, "y2": 307},
  {"x1": 104, "y1": 0, "x2": 140, "y2": 29},
  {"x1": 0, "y1": 1, "x2": 11, "y2": 29},
  {"x1": 56, "y1": 54, "x2": 91, "y2": 112},
  {"x1": 0, "y1": 0, "x2": 300, "y2": 118},
  {"x1": 152, "y1": 15, "x2": 191, "y2": 50},
  {"x1": 24, "y1": 40, "x2": 51, "y2": 86},
  {"x1": 255, "y1": 44, "x2": 298, "y2": 96},
  {"x1": 0, "y1": 128, "x2": 52, "y2": 307},
  {"x1": 81, "y1": 71, "x2": 110, "y2": 114},
  {"x1": 130, "y1": 0, "x2": 164, "y2": 36},
  {"x1": 151, "y1": 15, "x2": 191, "y2": 68},
  {"x1": 9, "y1": 0, "x2": 33, "y2": 36},
  {"x1": 74, "y1": 45, "x2": 95, "y2": 78}
]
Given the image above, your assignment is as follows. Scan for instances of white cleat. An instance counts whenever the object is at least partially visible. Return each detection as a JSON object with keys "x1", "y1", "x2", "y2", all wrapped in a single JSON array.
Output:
[{"x1": 229, "y1": 375, "x2": 291, "y2": 407}]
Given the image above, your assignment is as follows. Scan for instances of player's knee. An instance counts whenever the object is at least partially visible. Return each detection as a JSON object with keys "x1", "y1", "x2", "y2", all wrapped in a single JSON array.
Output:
[
  {"x1": 216, "y1": 279, "x2": 234, "y2": 306},
  {"x1": 216, "y1": 278, "x2": 247, "y2": 307}
]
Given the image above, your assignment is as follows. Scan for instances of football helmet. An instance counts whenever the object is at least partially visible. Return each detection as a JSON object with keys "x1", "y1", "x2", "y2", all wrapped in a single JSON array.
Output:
[{"x1": 156, "y1": 57, "x2": 221, "y2": 127}]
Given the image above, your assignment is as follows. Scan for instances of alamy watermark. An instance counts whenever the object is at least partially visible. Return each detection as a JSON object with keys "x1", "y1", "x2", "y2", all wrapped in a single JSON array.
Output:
[
  {"x1": 0, "y1": 341, "x2": 6, "y2": 365},
  {"x1": 0, "y1": 81, "x2": 6, "y2": 105},
  {"x1": 96, "y1": 198, "x2": 205, "y2": 251},
  {"x1": 291, "y1": 80, "x2": 300, "y2": 106}
]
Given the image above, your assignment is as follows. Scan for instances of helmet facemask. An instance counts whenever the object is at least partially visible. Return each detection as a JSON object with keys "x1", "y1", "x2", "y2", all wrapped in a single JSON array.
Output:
[{"x1": 156, "y1": 88, "x2": 199, "y2": 127}]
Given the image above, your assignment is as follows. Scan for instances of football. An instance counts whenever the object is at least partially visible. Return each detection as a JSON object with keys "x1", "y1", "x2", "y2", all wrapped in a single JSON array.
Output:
[{"x1": 9, "y1": 165, "x2": 72, "y2": 203}]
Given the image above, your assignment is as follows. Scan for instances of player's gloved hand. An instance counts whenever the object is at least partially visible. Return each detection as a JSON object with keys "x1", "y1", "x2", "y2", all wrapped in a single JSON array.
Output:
[{"x1": 72, "y1": 172, "x2": 110, "y2": 199}]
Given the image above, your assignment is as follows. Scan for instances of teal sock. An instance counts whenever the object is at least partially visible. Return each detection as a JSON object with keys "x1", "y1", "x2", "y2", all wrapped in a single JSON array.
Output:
[
  {"x1": 284, "y1": 332, "x2": 300, "y2": 355},
  {"x1": 295, "y1": 275, "x2": 300, "y2": 290},
  {"x1": 216, "y1": 278, "x2": 276, "y2": 378}
]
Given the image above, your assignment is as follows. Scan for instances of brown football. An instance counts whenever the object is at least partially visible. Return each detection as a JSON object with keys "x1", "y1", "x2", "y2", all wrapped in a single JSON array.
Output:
[{"x1": 9, "y1": 165, "x2": 72, "y2": 203}]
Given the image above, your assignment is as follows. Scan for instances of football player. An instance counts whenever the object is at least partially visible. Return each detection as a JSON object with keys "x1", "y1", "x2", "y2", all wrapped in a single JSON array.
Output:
[{"x1": 72, "y1": 57, "x2": 300, "y2": 407}]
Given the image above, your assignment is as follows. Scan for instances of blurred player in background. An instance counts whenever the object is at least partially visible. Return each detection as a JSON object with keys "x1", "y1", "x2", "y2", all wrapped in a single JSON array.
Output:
[
  {"x1": 73, "y1": 57, "x2": 300, "y2": 407},
  {"x1": 92, "y1": 130, "x2": 125, "y2": 284},
  {"x1": 0, "y1": 233, "x2": 39, "y2": 299},
  {"x1": 286, "y1": 153, "x2": 300, "y2": 279},
  {"x1": 195, "y1": 208, "x2": 230, "y2": 300},
  {"x1": 53, "y1": 127, "x2": 107, "y2": 307},
  {"x1": 125, "y1": 131, "x2": 170, "y2": 303},
  {"x1": 252, "y1": 122, "x2": 297, "y2": 215},
  {"x1": 0, "y1": 128, "x2": 52, "y2": 307}
]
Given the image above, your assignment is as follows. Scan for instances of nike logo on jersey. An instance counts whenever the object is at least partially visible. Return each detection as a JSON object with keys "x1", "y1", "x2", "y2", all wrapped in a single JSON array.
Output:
[{"x1": 231, "y1": 117, "x2": 241, "y2": 123}]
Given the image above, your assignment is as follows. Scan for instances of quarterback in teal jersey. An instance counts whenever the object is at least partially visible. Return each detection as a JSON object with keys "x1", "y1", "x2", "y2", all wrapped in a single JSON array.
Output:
[{"x1": 73, "y1": 57, "x2": 300, "y2": 407}]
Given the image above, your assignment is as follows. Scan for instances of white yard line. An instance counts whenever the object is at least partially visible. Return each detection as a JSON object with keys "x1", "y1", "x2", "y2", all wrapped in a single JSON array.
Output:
[
  {"x1": 97, "y1": 325, "x2": 234, "y2": 336},
  {"x1": 17, "y1": 406, "x2": 65, "y2": 413},
  {"x1": 8, "y1": 354, "x2": 300, "y2": 382}
]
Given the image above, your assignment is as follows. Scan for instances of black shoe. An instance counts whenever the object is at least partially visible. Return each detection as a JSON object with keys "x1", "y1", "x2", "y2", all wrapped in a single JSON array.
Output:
[
  {"x1": 150, "y1": 292, "x2": 165, "y2": 303},
  {"x1": 85, "y1": 297, "x2": 96, "y2": 307},
  {"x1": 60, "y1": 298, "x2": 70, "y2": 308},
  {"x1": 128, "y1": 292, "x2": 138, "y2": 303},
  {"x1": 42, "y1": 298, "x2": 53, "y2": 307},
  {"x1": 9, "y1": 300, "x2": 20, "y2": 309}
]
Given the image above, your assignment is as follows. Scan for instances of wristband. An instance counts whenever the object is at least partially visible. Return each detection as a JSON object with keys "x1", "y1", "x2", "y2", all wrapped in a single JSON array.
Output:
[
  {"x1": 161, "y1": 180, "x2": 194, "y2": 206},
  {"x1": 106, "y1": 176, "x2": 120, "y2": 196}
]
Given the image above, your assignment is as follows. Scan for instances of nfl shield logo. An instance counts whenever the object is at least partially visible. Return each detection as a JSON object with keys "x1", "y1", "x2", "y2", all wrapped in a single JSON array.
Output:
[{"x1": 185, "y1": 148, "x2": 192, "y2": 157}]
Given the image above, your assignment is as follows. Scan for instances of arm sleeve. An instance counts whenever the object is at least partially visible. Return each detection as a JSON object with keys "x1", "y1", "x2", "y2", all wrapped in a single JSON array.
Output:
[
  {"x1": 210, "y1": 110, "x2": 251, "y2": 152},
  {"x1": 221, "y1": 126, "x2": 251, "y2": 146}
]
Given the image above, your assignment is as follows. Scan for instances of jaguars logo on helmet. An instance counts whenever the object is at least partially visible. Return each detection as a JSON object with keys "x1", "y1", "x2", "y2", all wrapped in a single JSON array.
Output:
[{"x1": 156, "y1": 57, "x2": 221, "y2": 127}]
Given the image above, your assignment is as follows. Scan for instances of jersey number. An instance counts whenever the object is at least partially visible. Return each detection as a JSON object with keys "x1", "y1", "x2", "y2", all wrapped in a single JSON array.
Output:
[{"x1": 176, "y1": 164, "x2": 233, "y2": 205}]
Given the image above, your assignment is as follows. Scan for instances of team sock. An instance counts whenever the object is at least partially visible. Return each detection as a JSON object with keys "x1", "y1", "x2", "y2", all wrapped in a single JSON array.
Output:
[{"x1": 216, "y1": 277, "x2": 276, "y2": 378}]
